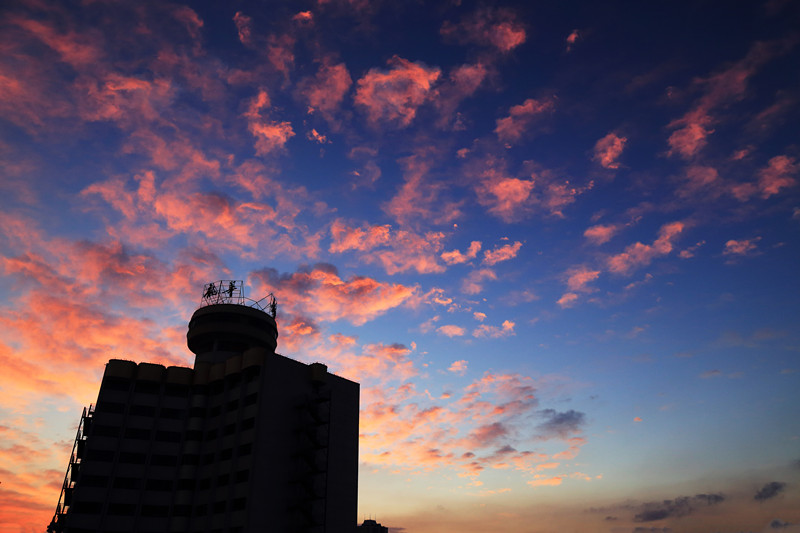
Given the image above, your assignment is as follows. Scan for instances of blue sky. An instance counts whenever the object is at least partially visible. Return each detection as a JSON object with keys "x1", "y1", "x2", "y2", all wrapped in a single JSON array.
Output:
[{"x1": 1, "y1": 0, "x2": 799, "y2": 531}]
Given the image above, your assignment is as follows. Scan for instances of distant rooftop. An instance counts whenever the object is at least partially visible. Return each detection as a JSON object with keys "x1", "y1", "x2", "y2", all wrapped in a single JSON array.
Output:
[{"x1": 200, "y1": 280, "x2": 277, "y2": 318}]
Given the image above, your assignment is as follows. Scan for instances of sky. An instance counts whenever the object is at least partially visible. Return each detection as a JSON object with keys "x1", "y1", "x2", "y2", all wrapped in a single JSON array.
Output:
[{"x1": 0, "y1": 0, "x2": 799, "y2": 531}]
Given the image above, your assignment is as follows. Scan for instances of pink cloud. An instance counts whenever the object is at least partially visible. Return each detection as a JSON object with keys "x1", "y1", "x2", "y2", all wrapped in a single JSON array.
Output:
[
  {"x1": 267, "y1": 33, "x2": 296, "y2": 81},
  {"x1": 292, "y1": 11, "x2": 314, "y2": 24},
  {"x1": 556, "y1": 293, "x2": 579, "y2": 309},
  {"x1": 329, "y1": 219, "x2": 392, "y2": 253},
  {"x1": 495, "y1": 98, "x2": 555, "y2": 144},
  {"x1": 758, "y1": 155, "x2": 797, "y2": 198},
  {"x1": 723, "y1": 237, "x2": 761, "y2": 256},
  {"x1": 565, "y1": 266, "x2": 601, "y2": 292},
  {"x1": 384, "y1": 151, "x2": 462, "y2": 226},
  {"x1": 565, "y1": 29, "x2": 580, "y2": 52},
  {"x1": 483, "y1": 241, "x2": 523, "y2": 265},
  {"x1": 607, "y1": 221, "x2": 685, "y2": 275},
  {"x1": 252, "y1": 264, "x2": 417, "y2": 326},
  {"x1": 462, "y1": 269, "x2": 497, "y2": 295},
  {"x1": 244, "y1": 90, "x2": 295, "y2": 155},
  {"x1": 434, "y1": 62, "x2": 490, "y2": 129},
  {"x1": 441, "y1": 241, "x2": 482, "y2": 265},
  {"x1": 297, "y1": 60, "x2": 352, "y2": 123},
  {"x1": 584, "y1": 224, "x2": 619, "y2": 245},
  {"x1": 593, "y1": 132, "x2": 627, "y2": 169},
  {"x1": 440, "y1": 8, "x2": 526, "y2": 52},
  {"x1": 354, "y1": 56, "x2": 440, "y2": 128},
  {"x1": 439, "y1": 326, "x2": 467, "y2": 338},
  {"x1": 365, "y1": 230, "x2": 447, "y2": 275},
  {"x1": 527, "y1": 476, "x2": 563, "y2": 487},
  {"x1": 473, "y1": 312, "x2": 487, "y2": 322},
  {"x1": 473, "y1": 320, "x2": 515, "y2": 338},
  {"x1": 667, "y1": 39, "x2": 792, "y2": 159},
  {"x1": 475, "y1": 172, "x2": 536, "y2": 222},
  {"x1": 233, "y1": 12, "x2": 253, "y2": 45},
  {"x1": 678, "y1": 165, "x2": 721, "y2": 198},
  {"x1": 447, "y1": 358, "x2": 468, "y2": 376}
]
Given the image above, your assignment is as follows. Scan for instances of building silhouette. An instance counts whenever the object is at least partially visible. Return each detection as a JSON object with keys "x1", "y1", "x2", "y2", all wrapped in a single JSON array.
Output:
[
  {"x1": 48, "y1": 281, "x2": 359, "y2": 533},
  {"x1": 356, "y1": 519, "x2": 388, "y2": 533}
]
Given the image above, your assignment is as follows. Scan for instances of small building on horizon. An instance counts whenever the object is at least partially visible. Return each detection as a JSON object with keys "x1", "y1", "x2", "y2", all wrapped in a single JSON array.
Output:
[
  {"x1": 48, "y1": 280, "x2": 359, "y2": 533},
  {"x1": 356, "y1": 519, "x2": 389, "y2": 533}
]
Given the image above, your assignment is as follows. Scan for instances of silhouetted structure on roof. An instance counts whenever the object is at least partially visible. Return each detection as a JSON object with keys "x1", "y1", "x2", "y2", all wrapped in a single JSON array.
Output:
[
  {"x1": 48, "y1": 280, "x2": 359, "y2": 533},
  {"x1": 356, "y1": 519, "x2": 388, "y2": 533}
]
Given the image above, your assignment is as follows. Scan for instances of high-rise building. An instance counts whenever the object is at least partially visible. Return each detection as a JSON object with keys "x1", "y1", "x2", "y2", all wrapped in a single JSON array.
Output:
[{"x1": 48, "y1": 281, "x2": 359, "y2": 533}]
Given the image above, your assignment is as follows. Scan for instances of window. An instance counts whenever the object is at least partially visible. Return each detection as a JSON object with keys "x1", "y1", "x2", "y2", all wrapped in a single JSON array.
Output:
[
  {"x1": 151, "y1": 454, "x2": 178, "y2": 467},
  {"x1": 173, "y1": 504, "x2": 192, "y2": 516},
  {"x1": 237, "y1": 443, "x2": 252, "y2": 456},
  {"x1": 95, "y1": 401, "x2": 125, "y2": 413},
  {"x1": 141, "y1": 504, "x2": 169, "y2": 517},
  {"x1": 219, "y1": 448, "x2": 233, "y2": 461},
  {"x1": 155, "y1": 430, "x2": 181, "y2": 443},
  {"x1": 240, "y1": 418, "x2": 255, "y2": 430},
  {"x1": 134, "y1": 380, "x2": 160, "y2": 394},
  {"x1": 213, "y1": 501, "x2": 227, "y2": 513},
  {"x1": 92, "y1": 424, "x2": 120, "y2": 438},
  {"x1": 234, "y1": 470, "x2": 249, "y2": 483},
  {"x1": 217, "y1": 473, "x2": 229, "y2": 485},
  {"x1": 80, "y1": 475, "x2": 107, "y2": 488},
  {"x1": 198, "y1": 478, "x2": 211, "y2": 490},
  {"x1": 185, "y1": 430, "x2": 203, "y2": 441},
  {"x1": 160, "y1": 407, "x2": 186, "y2": 419},
  {"x1": 145, "y1": 479, "x2": 173, "y2": 491},
  {"x1": 205, "y1": 429, "x2": 218, "y2": 440},
  {"x1": 113, "y1": 477, "x2": 141, "y2": 489},
  {"x1": 209, "y1": 405, "x2": 222, "y2": 417},
  {"x1": 202, "y1": 452, "x2": 215, "y2": 465},
  {"x1": 226, "y1": 399, "x2": 239, "y2": 411},
  {"x1": 181, "y1": 454, "x2": 199, "y2": 466},
  {"x1": 195, "y1": 504, "x2": 208, "y2": 516},
  {"x1": 232, "y1": 498, "x2": 246, "y2": 511},
  {"x1": 189, "y1": 406, "x2": 206, "y2": 417},
  {"x1": 129, "y1": 405, "x2": 156, "y2": 417},
  {"x1": 102, "y1": 377, "x2": 130, "y2": 392},
  {"x1": 71, "y1": 501, "x2": 103, "y2": 514},
  {"x1": 86, "y1": 449, "x2": 114, "y2": 462},
  {"x1": 124, "y1": 427, "x2": 150, "y2": 440},
  {"x1": 177, "y1": 478, "x2": 196, "y2": 490},
  {"x1": 164, "y1": 383, "x2": 189, "y2": 397},
  {"x1": 118, "y1": 452, "x2": 146, "y2": 464},
  {"x1": 223, "y1": 423, "x2": 236, "y2": 436},
  {"x1": 107, "y1": 503, "x2": 136, "y2": 515},
  {"x1": 244, "y1": 393, "x2": 257, "y2": 406}
]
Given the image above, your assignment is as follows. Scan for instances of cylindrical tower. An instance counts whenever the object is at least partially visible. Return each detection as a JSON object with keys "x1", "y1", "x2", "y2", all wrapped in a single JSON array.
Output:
[{"x1": 187, "y1": 281, "x2": 278, "y2": 364}]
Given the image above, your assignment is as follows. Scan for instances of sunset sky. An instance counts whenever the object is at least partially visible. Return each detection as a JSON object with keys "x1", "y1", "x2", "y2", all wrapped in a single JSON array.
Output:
[{"x1": 1, "y1": 0, "x2": 799, "y2": 531}]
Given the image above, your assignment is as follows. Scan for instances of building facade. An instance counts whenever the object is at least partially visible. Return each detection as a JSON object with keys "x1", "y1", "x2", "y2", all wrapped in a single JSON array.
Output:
[{"x1": 49, "y1": 282, "x2": 359, "y2": 533}]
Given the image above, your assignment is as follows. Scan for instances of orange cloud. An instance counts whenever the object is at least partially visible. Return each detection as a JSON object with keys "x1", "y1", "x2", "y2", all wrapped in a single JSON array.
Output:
[
  {"x1": 565, "y1": 266, "x2": 601, "y2": 292},
  {"x1": 233, "y1": 12, "x2": 253, "y2": 45},
  {"x1": 758, "y1": 155, "x2": 797, "y2": 198},
  {"x1": 440, "y1": 7, "x2": 526, "y2": 52},
  {"x1": 462, "y1": 269, "x2": 497, "y2": 295},
  {"x1": 723, "y1": 237, "x2": 761, "y2": 257},
  {"x1": 593, "y1": 132, "x2": 627, "y2": 169},
  {"x1": 584, "y1": 224, "x2": 619, "y2": 245},
  {"x1": 556, "y1": 292, "x2": 579, "y2": 309},
  {"x1": 354, "y1": 56, "x2": 440, "y2": 128},
  {"x1": 483, "y1": 241, "x2": 522, "y2": 266},
  {"x1": 442, "y1": 241, "x2": 482, "y2": 265},
  {"x1": 667, "y1": 40, "x2": 791, "y2": 159},
  {"x1": 495, "y1": 98, "x2": 555, "y2": 143},
  {"x1": 252, "y1": 264, "x2": 417, "y2": 326},
  {"x1": 384, "y1": 151, "x2": 462, "y2": 226},
  {"x1": 448, "y1": 359, "x2": 469, "y2": 375},
  {"x1": 439, "y1": 325, "x2": 467, "y2": 338},
  {"x1": 475, "y1": 173, "x2": 536, "y2": 222},
  {"x1": 329, "y1": 219, "x2": 392, "y2": 253},
  {"x1": 244, "y1": 90, "x2": 295, "y2": 155},
  {"x1": 607, "y1": 221, "x2": 685, "y2": 275},
  {"x1": 473, "y1": 320, "x2": 515, "y2": 338},
  {"x1": 297, "y1": 60, "x2": 352, "y2": 123}
]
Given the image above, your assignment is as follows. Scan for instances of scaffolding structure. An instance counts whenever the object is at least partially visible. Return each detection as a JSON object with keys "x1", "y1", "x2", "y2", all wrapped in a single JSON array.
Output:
[{"x1": 48, "y1": 405, "x2": 94, "y2": 533}]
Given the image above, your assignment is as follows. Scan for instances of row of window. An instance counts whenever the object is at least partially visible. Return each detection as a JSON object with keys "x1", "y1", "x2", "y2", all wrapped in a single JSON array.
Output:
[
  {"x1": 70, "y1": 498, "x2": 248, "y2": 517},
  {"x1": 91, "y1": 424, "x2": 182, "y2": 443},
  {"x1": 78, "y1": 469, "x2": 249, "y2": 491},
  {"x1": 82, "y1": 442, "x2": 253, "y2": 467},
  {"x1": 101, "y1": 377, "x2": 192, "y2": 397}
]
